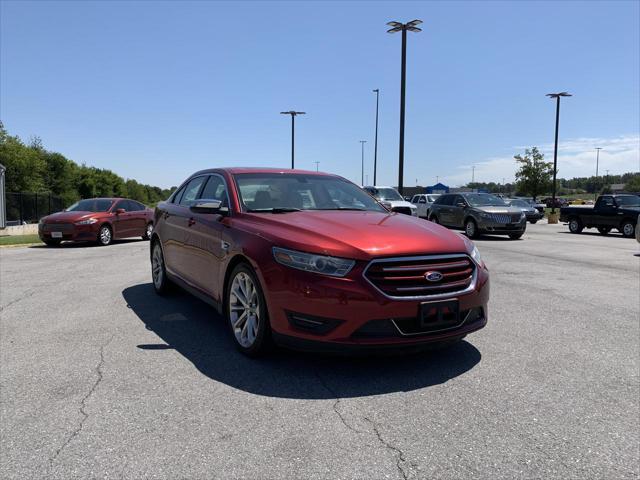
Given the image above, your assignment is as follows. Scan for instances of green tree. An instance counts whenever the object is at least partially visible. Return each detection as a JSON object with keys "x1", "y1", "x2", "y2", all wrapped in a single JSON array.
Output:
[
  {"x1": 625, "y1": 175, "x2": 640, "y2": 192},
  {"x1": 514, "y1": 147, "x2": 554, "y2": 200}
]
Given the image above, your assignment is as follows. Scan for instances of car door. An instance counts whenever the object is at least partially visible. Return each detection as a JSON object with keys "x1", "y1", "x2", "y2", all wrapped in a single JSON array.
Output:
[
  {"x1": 127, "y1": 200, "x2": 147, "y2": 235},
  {"x1": 111, "y1": 200, "x2": 137, "y2": 238},
  {"x1": 182, "y1": 174, "x2": 231, "y2": 301},
  {"x1": 417, "y1": 195, "x2": 428, "y2": 218},
  {"x1": 162, "y1": 176, "x2": 208, "y2": 281},
  {"x1": 437, "y1": 195, "x2": 455, "y2": 225},
  {"x1": 449, "y1": 195, "x2": 467, "y2": 227}
]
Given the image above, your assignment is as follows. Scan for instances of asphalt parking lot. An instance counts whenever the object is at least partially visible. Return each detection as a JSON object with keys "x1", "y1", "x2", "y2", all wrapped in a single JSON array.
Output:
[{"x1": 1, "y1": 222, "x2": 638, "y2": 479}]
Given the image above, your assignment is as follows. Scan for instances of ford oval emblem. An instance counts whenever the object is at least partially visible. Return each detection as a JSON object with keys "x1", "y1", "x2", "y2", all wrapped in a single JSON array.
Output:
[{"x1": 425, "y1": 271, "x2": 443, "y2": 282}]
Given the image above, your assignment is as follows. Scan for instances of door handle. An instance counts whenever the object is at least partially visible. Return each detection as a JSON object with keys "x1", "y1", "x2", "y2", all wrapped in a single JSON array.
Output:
[{"x1": 188, "y1": 218, "x2": 196, "y2": 227}]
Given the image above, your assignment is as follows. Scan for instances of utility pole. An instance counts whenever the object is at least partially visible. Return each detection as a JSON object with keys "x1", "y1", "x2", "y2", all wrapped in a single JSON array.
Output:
[
  {"x1": 594, "y1": 147, "x2": 603, "y2": 200},
  {"x1": 314, "y1": 161, "x2": 320, "y2": 172},
  {"x1": 471, "y1": 166, "x2": 475, "y2": 184},
  {"x1": 280, "y1": 111, "x2": 306, "y2": 169},
  {"x1": 359, "y1": 140, "x2": 367, "y2": 186}
]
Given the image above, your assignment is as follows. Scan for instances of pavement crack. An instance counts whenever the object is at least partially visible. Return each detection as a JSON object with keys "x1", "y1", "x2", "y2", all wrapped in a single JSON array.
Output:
[
  {"x1": 0, "y1": 289, "x2": 36, "y2": 312},
  {"x1": 363, "y1": 416, "x2": 412, "y2": 480},
  {"x1": 314, "y1": 370, "x2": 367, "y2": 435},
  {"x1": 49, "y1": 334, "x2": 115, "y2": 465}
]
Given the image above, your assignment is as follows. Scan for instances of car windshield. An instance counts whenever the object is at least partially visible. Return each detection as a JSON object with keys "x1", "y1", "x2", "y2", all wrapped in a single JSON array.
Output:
[
  {"x1": 66, "y1": 199, "x2": 114, "y2": 212},
  {"x1": 616, "y1": 196, "x2": 640, "y2": 207},
  {"x1": 464, "y1": 194, "x2": 507, "y2": 207},
  {"x1": 368, "y1": 187, "x2": 403, "y2": 201},
  {"x1": 234, "y1": 173, "x2": 387, "y2": 213}
]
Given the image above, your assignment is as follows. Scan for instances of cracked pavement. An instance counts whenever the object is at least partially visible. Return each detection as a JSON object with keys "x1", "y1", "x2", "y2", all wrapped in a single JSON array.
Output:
[{"x1": 1, "y1": 224, "x2": 638, "y2": 479}]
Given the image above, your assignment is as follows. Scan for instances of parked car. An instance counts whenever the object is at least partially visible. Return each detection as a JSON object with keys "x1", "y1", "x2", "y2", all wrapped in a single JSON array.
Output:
[
  {"x1": 542, "y1": 197, "x2": 569, "y2": 208},
  {"x1": 38, "y1": 198, "x2": 154, "y2": 246},
  {"x1": 429, "y1": 193, "x2": 526, "y2": 239},
  {"x1": 517, "y1": 197, "x2": 547, "y2": 213},
  {"x1": 559, "y1": 194, "x2": 640, "y2": 237},
  {"x1": 410, "y1": 193, "x2": 441, "y2": 218},
  {"x1": 363, "y1": 186, "x2": 418, "y2": 216},
  {"x1": 504, "y1": 198, "x2": 544, "y2": 224},
  {"x1": 151, "y1": 168, "x2": 489, "y2": 356}
]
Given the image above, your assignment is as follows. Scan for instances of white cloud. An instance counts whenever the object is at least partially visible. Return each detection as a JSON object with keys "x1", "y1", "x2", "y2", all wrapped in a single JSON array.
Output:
[{"x1": 444, "y1": 134, "x2": 640, "y2": 187}]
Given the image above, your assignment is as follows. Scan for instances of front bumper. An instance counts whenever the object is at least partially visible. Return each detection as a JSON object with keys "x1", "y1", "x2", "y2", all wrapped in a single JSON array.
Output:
[
  {"x1": 38, "y1": 223, "x2": 100, "y2": 242},
  {"x1": 257, "y1": 258, "x2": 489, "y2": 350},
  {"x1": 477, "y1": 217, "x2": 526, "y2": 234}
]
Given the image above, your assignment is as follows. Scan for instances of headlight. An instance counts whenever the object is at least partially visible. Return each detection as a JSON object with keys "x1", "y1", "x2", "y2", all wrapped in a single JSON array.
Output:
[
  {"x1": 470, "y1": 245, "x2": 483, "y2": 266},
  {"x1": 479, "y1": 212, "x2": 491, "y2": 219},
  {"x1": 273, "y1": 247, "x2": 355, "y2": 277},
  {"x1": 74, "y1": 218, "x2": 98, "y2": 225},
  {"x1": 520, "y1": 211, "x2": 526, "y2": 219}
]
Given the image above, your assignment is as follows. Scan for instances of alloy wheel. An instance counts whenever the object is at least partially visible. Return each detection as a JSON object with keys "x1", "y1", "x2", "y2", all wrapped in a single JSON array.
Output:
[
  {"x1": 229, "y1": 272, "x2": 260, "y2": 348},
  {"x1": 100, "y1": 226, "x2": 112, "y2": 245},
  {"x1": 623, "y1": 222, "x2": 634, "y2": 237},
  {"x1": 146, "y1": 223, "x2": 153, "y2": 238},
  {"x1": 152, "y1": 243, "x2": 164, "y2": 290},
  {"x1": 466, "y1": 220, "x2": 476, "y2": 238}
]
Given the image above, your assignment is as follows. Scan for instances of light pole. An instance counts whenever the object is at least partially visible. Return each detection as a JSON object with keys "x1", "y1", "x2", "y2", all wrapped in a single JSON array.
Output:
[
  {"x1": 546, "y1": 92, "x2": 572, "y2": 216},
  {"x1": 387, "y1": 19, "x2": 422, "y2": 197},
  {"x1": 359, "y1": 140, "x2": 367, "y2": 186},
  {"x1": 471, "y1": 165, "x2": 475, "y2": 184},
  {"x1": 314, "y1": 161, "x2": 320, "y2": 172},
  {"x1": 280, "y1": 111, "x2": 306, "y2": 169},
  {"x1": 594, "y1": 147, "x2": 602, "y2": 199},
  {"x1": 372, "y1": 89, "x2": 380, "y2": 185}
]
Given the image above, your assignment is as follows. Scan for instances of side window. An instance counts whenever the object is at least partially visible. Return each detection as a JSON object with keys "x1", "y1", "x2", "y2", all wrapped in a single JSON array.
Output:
[
  {"x1": 199, "y1": 175, "x2": 227, "y2": 203},
  {"x1": 171, "y1": 185, "x2": 186, "y2": 204},
  {"x1": 179, "y1": 177, "x2": 207, "y2": 206},
  {"x1": 128, "y1": 200, "x2": 144, "y2": 211},
  {"x1": 453, "y1": 195, "x2": 465, "y2": 206},
  {"x1": 418, "y1": 196, "x2": 426, "y2": 204},
  {"x1": 114, "y1": 200, "x2": 129, "y2": 212},
  {"x1": 602, "y1": 197, "x2": 614, "y2": 207},
  {"x1": 439, "y1": 195, "x2": 453, "y2": 206}
]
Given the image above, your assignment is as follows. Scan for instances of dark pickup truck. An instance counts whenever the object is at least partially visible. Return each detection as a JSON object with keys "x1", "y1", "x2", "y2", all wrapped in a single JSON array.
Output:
[{"x1": 560, "y1": 194, "x2": 640, "y2": 237}]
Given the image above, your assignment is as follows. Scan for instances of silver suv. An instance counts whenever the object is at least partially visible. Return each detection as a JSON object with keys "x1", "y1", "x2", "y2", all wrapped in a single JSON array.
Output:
[{"x1": 429, "y1": 193, "x2": 526, "y2": 239}]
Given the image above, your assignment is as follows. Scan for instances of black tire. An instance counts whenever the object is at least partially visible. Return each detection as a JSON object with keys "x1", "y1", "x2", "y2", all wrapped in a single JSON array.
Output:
[
  {"x1": 529, "y1": 220, "x2": 538, "y2": 224},
  {"x1": 151, "y1": 240, "x2": 172, "y2": 295},
  {"x1": 509, "y1": 232, "x2": 524, "y2": 240},
  {"x1": 429, "y1": 215, "x2": 439, "y2": 224},
  {"x1": 97, "y1": 224, "x2": 113, "y2": 246},
  {"x1": 44, "y1": 239, "x2": 61, "y2": 247},
  {"x1": 568, "y1": 217, "x2": 583, "y2": 234},
  {"x1": 464, "y1": 218, "x2": 479, "y2": 239},
  {"x1": 597, "y1": 227, "x2": 611, "y2": 235},
  {"x1": 225, "y1": 263, "x2": 273, "y2": 357},
  {"x1": 620, "y1": 220, "x2": 635, "y2": 238},
  {"x1": 142, "y1": 222, "x2": 153, "y2": 240}
]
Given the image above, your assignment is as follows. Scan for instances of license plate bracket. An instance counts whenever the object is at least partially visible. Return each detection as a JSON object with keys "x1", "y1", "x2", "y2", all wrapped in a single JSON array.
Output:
[
  {"x1": 51, "y1": 231, "x2": 63, "y2": 238},
  {"x1": 419, "y1": 300, "x2": 460, "y2": 330}
]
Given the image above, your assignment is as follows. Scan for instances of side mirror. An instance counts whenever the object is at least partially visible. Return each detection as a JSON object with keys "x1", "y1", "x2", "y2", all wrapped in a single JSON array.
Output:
[
  {"x1": 115, "y1": 208, "x2": 126, "y2": 215},
  {"x1": 190, "y1": 200, "x2": 228, "y2": 215}
]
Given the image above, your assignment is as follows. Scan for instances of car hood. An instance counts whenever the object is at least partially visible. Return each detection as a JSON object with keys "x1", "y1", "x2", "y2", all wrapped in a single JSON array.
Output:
[
  {"x1": 41, "y1": 211, "x2": 106, "y2": 223},
  {"x1": 238, "y1": 210, "x2": 470, "y2": 260},
  {"x1": 473, "y1": 206, "x2": 522, "y2": 214},
  {"x1": 381, "y1": 200, "x2": 416, "y2": 209}
]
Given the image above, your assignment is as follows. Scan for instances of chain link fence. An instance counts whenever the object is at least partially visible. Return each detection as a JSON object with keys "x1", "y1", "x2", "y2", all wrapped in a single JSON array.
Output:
[{"x1": 5, "y1": 192, "x2": 65, "y2": 225}]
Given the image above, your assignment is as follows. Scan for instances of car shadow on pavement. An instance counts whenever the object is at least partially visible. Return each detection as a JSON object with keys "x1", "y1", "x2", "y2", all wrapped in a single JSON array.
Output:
[
  {"x1": 30, "y1": 239, "x2": 146, "y2": 249},
  {"x1": 558, "y1": 231, "x2": 629, "y2": 239},
  {"x1": 122, "y1": 283, "x2": 481, "y2": 399}
]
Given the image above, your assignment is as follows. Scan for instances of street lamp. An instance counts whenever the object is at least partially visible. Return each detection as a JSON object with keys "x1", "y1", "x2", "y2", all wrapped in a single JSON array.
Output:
[
  {"x1": 545, "y1": 92, "x2": 572, "y2": 216},
  {"x1": 594, "y1": 147, "x2": 602, "y2": 199},
  {"x1": 359, "y1": 140, "x2": 367, "y2": 186},
  {"x1": 372, "y1": 89, "x2": 380, "y2": 185},
  {"x1": 314, "y1": 161, "x2": 320, "y2": 172},
  {"x1": 280, "y1": 111, "x2": 306, "y2": 169},
  {"x1": 387, "y1": 19, "x2": 422, "y2": 196}
]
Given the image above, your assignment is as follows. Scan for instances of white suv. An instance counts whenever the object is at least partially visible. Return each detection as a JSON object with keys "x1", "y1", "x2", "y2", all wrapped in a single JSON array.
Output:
[
  {"x1": 411, "y1": 193, "x2": 441, "y2": 218},
  {"x1": 363, "y1": 186, "x2": 418, "y2": 216}
]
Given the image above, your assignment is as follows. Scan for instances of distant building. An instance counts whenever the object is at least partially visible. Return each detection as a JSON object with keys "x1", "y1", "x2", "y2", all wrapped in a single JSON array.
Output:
[{"x1": 610, "y1": 183, "x2": 625, "y2": 193}]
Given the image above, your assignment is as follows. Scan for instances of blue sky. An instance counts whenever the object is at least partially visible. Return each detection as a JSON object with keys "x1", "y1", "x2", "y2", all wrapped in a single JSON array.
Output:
[{"x1": 1, "y1": 0, "x2": 639, "y2": 188}]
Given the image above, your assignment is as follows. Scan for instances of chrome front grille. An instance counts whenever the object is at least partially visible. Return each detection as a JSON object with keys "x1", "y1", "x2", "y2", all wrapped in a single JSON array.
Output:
[
  {"x1": 363, "y1": 254, "x2": 476, "y2": 299},
  {"x1": 489, "y1": 213, "x2": 520, "y2": 224}
]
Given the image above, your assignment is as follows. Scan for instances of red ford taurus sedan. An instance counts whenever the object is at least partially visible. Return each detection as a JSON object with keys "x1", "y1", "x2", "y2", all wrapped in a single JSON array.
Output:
[
  {"x1": 39, "y1": 197, "x2": 154, "y2": 246},
  {"x1": 151, "y1": 168, "x2": 489, "y2": 356}
]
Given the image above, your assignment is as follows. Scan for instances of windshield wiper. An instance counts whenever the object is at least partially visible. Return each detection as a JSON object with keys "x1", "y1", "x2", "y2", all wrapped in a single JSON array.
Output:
[{"x1": 246, "y1": 207, "x2": 301, "y2": 213}]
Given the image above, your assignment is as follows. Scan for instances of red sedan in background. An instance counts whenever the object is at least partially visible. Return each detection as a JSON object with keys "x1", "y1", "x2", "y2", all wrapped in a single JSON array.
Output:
[{"x1": 38, "y1": 197, "x2": 154, "y2": 246}]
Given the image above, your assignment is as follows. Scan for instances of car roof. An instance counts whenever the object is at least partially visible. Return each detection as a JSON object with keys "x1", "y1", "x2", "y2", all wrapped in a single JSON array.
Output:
[{"x1": 191, "y1": 167, "x2": 339, "y2": 176}]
